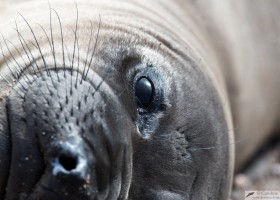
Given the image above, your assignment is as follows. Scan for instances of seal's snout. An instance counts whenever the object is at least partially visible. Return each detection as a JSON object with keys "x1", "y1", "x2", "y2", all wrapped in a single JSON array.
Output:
[{"x1": 4, "y1": 69, "x2": 133, "y2": 199}]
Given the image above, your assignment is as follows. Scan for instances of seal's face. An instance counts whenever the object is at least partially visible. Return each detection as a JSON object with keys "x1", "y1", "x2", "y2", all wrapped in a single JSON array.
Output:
[{"x1": 0, "y1": 1, "x2": 231, "y2": 199}]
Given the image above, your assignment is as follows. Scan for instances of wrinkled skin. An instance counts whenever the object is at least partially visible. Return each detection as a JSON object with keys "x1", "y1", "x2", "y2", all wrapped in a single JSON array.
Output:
[{"x1": 0, "y1": 0, "x2": 280, "y2": 199}]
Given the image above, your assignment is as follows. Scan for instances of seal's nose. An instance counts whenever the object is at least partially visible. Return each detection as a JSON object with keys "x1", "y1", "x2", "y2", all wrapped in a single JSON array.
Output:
[
  {"x1": 50, "y1": 140, "x2": 90, "y2": 182},
  {"x1": 34, "y1": 138, "x2": 98, "y2": 200},
  {"x1": 56, "y1": 153, "x2": 78, "y2": 172}
]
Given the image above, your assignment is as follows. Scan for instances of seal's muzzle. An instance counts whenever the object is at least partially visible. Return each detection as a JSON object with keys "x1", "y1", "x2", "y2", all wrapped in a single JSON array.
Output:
[{"x1": 4, "y1": 69, "x2": 132, "y2": 200}]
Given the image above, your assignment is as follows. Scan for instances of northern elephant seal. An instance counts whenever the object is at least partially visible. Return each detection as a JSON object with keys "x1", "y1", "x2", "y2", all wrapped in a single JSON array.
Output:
[{"x1": 0, "y1": 0, "x2": 280, "y2": 199}]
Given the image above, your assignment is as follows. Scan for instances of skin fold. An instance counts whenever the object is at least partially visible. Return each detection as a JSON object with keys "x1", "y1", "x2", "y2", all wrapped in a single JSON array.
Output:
[{"x1": 0, "y1": 0, "x2": 279, "y2": 199}]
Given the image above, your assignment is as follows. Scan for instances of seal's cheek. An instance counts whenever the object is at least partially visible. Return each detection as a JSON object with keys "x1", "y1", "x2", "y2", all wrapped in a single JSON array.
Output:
[
  {"x1": 167, "y1": 67, "x2": 230, "y2": 199},
  {"x1": 128, "y1": 58, "x2": 231, "y2": 199}
]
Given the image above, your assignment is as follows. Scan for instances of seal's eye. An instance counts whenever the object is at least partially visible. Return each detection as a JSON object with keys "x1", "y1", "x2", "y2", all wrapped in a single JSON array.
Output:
[{"x1": 135, "y1": 77, "x2": 154, "y2": 108}]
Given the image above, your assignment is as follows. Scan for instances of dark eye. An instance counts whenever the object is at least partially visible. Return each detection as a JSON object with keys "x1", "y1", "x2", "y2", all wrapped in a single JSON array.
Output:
[{"x1": 135, "y1": 77, "x2": 154, "y2": 108}]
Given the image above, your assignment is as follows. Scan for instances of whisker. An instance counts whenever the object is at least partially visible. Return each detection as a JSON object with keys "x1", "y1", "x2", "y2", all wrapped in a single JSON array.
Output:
[
  {"x1": 84, "y1": 14, "x2": 101, "y2": 80},
  {"x1": 1, "y1": 36, "x2": 22, "y2": 72},
  {"x1": 52, "y1": 9, "x2": 66, "y2": 77},
  {"x1": 190, "y1": 135, "x2": 247, "y2": 151},
  {"x1": 14, "y1": 23, "x2": 56, "y2": 98},
  {"x1": 71, "y1": 2, "x2": 79, "y2": 74},
  {"x1": 74, "y1": 30, "x2": 80, "y2": 88},
  {"x1": 81, "y1": 20, "x2": 94, "y2": 83},
  {"x1": 13, "y1": 22, "x2": 40, "y2": 78},
  {"x1": 0, "y1": 40, "x2": 28, "y2": 93},
  {"x1": 0, "y1": 44, "x2": 29, "y2": 94},
  {"x1": 1, "y1": 35, "x2": 32, "y2": 84},
  {"x1": 0, "y1": 41, "x2": 19, "y2": 79},
  {"x1": 19, "y1": 13, "x2": 50, "y2": 76},
  {"x1": 48, "y1": 4, "x2": 58, "y2": 75},
  {"x1": 68, "y1": 2, "x2": 79, "y2": 103},
  {"x1": 36, "y1": 23, "x2": 61, "y2": 97},
  {"x1": 85, "y1": 70, "x2": 110, "y2": 115},
  {"x1": 37, "y1": 24, "x2": 55, "y2": 70},
  {"x1": 5, "y1": 39, "x2": 38, "y2": 79},
  {"x1": 14, "y1": 20, "x2": 43, "y2": 78},
  {"x1": 28, "y1": 40, "x2": 58, "y2": 91},
  {"x1": 63, "y1": 43, "x2": 73, "y2": 69},
  {"x1": 91, "y1": 75, "x2": 105, "y2": 98}
]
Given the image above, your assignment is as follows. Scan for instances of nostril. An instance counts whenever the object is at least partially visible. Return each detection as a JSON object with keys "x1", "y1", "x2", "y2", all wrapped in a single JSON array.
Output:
[{"x1": 58, "y1": 154, "x2": 78, "y2": 171}]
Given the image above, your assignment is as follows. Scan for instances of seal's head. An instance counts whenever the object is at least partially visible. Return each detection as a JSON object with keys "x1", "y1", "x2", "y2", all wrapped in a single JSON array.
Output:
[{"x1": 0, "y1": 1, "x2": 232, "y2": 199}]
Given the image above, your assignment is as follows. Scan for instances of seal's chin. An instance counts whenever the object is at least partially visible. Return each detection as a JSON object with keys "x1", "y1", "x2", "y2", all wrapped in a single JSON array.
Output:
[{"x1": 0, "y1": 69, "x2": 133, "y2": 200}]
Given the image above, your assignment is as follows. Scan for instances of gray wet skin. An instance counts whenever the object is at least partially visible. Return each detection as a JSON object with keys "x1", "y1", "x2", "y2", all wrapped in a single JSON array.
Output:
[{"x1": 0, "y1": 1, "x2": 232, "y2": 199}]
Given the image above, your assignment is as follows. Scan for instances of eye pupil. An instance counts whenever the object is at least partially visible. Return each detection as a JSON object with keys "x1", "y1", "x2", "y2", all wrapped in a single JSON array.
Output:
[{"x1": 135, "y1": 77, "x2": 154, "y2": 108}]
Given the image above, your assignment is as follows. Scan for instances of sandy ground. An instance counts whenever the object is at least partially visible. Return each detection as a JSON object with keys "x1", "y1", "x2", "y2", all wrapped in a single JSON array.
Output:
[{"x1": 231, "y1": 139, "x2": 280, "y2": 200}]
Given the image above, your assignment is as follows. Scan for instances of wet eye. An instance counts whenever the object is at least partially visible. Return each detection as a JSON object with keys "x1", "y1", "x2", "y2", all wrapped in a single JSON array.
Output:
[{"x1": 135, "y1": 77, "x2": 154, "y2": 108}]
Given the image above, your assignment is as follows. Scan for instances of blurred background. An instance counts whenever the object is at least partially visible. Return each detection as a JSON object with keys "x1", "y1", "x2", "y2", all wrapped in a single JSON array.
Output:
[{"x1": 231, "y1": 135, "x2": 280, "y2": 199}]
